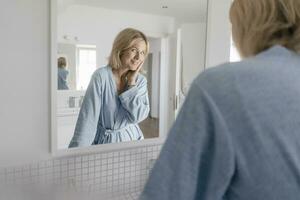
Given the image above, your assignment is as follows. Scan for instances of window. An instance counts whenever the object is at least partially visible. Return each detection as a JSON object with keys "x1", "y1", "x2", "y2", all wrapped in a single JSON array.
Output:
[{"x1": 76, "y1": 46, "x2": 97, "y2": 90}]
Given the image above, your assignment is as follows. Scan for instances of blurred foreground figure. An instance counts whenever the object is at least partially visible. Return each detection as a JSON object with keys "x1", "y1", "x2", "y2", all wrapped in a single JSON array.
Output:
[{"x1": 141, "y1": 0, "x2": 300, "y2": 199}]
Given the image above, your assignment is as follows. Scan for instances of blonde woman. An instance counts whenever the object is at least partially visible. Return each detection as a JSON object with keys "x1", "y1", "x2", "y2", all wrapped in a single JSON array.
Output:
[
  {"x1": 141, "y1": 0, "x2": 300, "y2": 199},
  {"x1": 57, "y1": 57, "x2": 69, "y2": 90},
  {"x1": 69, "y1": 28, "x2": 150, "y2": 147}
]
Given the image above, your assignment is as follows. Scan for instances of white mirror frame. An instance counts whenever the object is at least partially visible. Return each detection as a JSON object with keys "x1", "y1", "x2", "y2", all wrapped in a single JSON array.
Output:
[
  {"x1": 50, "y1": 0, "x2": 217, "y2": 157},
  {"x1": 50, "y1": 0, "x2": 173, "y2": 157}
]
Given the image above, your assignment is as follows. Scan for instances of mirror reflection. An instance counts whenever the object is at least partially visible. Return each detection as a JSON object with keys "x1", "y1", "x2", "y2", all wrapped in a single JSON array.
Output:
[
  {"x1": 57, "y1": 57, "x2": 70, "y2": 90},
  {"x1": 68, "y1": 28, "x2": 150, "y2": 148},
  {"x1": 55, "y1": 0, "x2": 208, "y2": 150}
]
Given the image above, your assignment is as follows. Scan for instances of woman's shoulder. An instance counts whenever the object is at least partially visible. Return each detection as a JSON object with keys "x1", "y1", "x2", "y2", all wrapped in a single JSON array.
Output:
[
  {"x1": 196, "y1": 46, "x2": 298, "y2": 87},
  {"x1": 195, "y1": 62, "x2": 238, "y2": 84},
  {"x1": 91, "y1": 65, "x2": 111, "y2": 79},
  {"x1": 85, "y1": 66, "x2": 111, "y2": 88},
  {"x1": 93, "y1": 65, "x2": 110, "y2": 75},
  {"x1": 192, "y1": 59, "x2": 256, "y2": 96}
]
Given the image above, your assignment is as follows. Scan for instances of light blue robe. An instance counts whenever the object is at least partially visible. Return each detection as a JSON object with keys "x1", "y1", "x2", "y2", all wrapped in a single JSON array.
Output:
[
  {"x1": 69, "y1": 66, "x2": 150, "y2": 147},
  {"x1": 58, "y1": 68, "x2": 69, "y2": 90},
  {"x1": 141, "y1": 46, "x2": 300, "y2": 199}
]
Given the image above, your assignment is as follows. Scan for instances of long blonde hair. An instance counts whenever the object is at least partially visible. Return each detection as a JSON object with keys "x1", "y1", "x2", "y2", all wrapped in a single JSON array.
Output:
[
  {"x1": 108, "y1": 28, "x2": 149, "y2": 69},
  {"x1": 230, "y1": 0, "x2": 300, "y2": 57}
]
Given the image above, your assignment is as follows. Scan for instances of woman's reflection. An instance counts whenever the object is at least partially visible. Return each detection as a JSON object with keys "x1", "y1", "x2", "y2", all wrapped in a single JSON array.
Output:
[
  {"x1": 69, "y1": 28, "x2": 150, "y2": 148},
  {"x1": 57, "y1": 57, "x2": 69, "y2": 90}
]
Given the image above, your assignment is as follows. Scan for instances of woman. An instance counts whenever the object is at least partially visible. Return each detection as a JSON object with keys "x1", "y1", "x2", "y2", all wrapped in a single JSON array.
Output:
[
  {"x1": 69, "y1": 28, "x2": 150, "y2": 147},
  {"x1": 57, "y1": 57, "x2": 69, "y2": 90},
  {"x1": 141, "y1": 0, "x2": 300, "y2": 199}
]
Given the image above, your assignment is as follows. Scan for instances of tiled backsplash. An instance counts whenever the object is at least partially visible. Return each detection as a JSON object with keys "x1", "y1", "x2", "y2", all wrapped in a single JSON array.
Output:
[{"x1": 0, "y1": 145, "x2": 161, "y2": 200}]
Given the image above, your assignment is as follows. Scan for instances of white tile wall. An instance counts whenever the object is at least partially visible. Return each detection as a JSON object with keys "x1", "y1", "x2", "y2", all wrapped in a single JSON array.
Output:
[{"x1": 0, "y1": 145, "x2": 161, "y2": 200}]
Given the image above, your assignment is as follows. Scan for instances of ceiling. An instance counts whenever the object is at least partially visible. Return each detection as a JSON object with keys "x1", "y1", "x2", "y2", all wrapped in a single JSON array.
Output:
[{"x1": 58, "y1": 0, "x2": 208, "y2": 23}]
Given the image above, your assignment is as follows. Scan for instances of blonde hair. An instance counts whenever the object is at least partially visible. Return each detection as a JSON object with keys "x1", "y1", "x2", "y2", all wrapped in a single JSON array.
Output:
[
  {"x1": 58, "y1": 57, "x2": 67, "y2": 69},
  {"x1": 230, "y1": 0, "x2": 300, "y2": 57},
  {"x1": 108, "y1": 28, "x2": 149, "y2": 69}
]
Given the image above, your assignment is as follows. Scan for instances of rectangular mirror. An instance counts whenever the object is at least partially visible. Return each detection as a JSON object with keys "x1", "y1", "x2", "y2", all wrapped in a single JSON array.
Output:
[{"x1": 51, "y1": 0, "x2": 208, "y2": 154}]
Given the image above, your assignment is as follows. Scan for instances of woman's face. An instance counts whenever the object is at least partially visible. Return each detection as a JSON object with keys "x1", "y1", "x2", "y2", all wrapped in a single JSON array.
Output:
[{"x1": 120, "y1": 38, "x2": 147, "y2": 71}]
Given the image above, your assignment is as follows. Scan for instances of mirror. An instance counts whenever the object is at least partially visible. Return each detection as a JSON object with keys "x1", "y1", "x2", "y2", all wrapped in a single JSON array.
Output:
[{"x1": 52, "y1": 0, "x2": 208, "y2": 152}]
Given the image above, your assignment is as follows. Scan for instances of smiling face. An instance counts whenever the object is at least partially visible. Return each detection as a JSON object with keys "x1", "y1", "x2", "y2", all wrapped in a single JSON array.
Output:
[{"x1": 120, "y1": 38, "x2": 147, "y2": 71}]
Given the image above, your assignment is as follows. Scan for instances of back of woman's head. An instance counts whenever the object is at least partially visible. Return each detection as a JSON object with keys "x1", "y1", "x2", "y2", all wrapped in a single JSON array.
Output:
[
  {"x1": 108, "y1": 28, "x2": 149, "y2": 69},
  {"x1": 230, "y1": 0, "x2": 300, "y2": 57},
  {"x1": 58, "y1": 57, "x2": 67, "y2": 68}
]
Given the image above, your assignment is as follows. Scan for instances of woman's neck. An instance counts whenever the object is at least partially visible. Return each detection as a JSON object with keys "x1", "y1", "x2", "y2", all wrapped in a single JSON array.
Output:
[
  {"x1": 111, "y1": 66, "x2": 129, "y2": 94},
  {"x1": 112, "y1": 67, "x2": 129, "y2": 79}
]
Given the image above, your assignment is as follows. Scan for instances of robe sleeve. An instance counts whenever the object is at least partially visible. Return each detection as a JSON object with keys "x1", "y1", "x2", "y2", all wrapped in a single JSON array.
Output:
[
  {"x1": 119, "y1": 75, "x2": 150, "y2": 124},
  {"x1": 140, "y1": 80, "x2": 235, "y2": 200},
  {"x1": 69, "y1": 72, "x2": 102, "y2": 148}
]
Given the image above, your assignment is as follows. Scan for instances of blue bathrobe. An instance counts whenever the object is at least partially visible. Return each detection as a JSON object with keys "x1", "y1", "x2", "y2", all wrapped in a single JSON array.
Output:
[
  {"x1": 141, "y1": 45, "x2": 300, "y2": 199},
  {"x1": 69, "y1": 66, "x2": 150, "y2": 147},
  {"x1": 58, "y1": 68, "x2": 69, "y2": 90}
]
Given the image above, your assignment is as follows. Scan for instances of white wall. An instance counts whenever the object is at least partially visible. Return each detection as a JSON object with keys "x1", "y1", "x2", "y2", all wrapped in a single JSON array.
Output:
[
  {"x1": 181, "y1": 22, "x2": 206, "y2": 94},
  {"x1": 57, "y1": 5, "x2": 175, "y2": 68},
  {"x1": 205, "y1": 0, "x2": 232, "y2": 68},
  {"x1": 0, "y1": 0, "x2": 51, "y2": 167}
]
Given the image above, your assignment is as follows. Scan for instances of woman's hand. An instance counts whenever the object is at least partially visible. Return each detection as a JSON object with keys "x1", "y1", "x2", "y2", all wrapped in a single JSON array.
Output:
[{"x1": 126, "y1": 62, "x2": 143, "y2": 86}]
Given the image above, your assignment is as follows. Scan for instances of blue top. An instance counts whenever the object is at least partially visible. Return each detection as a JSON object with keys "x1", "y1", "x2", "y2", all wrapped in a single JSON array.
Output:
[
  {"x1": 141, "y1": 45, "x2": 300, "y2": 200},
  {"x1": 69, "y1": 66, "x2": 150, "y2": 147},
  {"x1": 58, "y1": 68, "x2": 69, "y2": 90}
]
